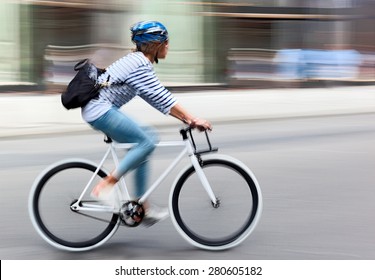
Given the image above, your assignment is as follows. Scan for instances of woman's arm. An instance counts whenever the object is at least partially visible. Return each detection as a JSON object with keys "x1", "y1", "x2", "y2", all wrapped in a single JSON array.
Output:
[{"x1": 169, "y1": 103, "x2": 212, "y2": 131}]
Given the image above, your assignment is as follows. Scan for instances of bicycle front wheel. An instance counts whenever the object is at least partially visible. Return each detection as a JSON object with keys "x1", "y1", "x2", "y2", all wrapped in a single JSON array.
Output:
[
  {"x1": 170, "y1": 154, "x2": 262, "y2": 250},
  {"x1": 28, "y1": 159, "x2": 120, "y2": 251}
]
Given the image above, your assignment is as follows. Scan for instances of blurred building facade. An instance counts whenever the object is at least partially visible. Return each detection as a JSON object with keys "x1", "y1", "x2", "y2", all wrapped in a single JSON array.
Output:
[{"x1": 0, "y1": 0, "x2": 374, "y2": 91}]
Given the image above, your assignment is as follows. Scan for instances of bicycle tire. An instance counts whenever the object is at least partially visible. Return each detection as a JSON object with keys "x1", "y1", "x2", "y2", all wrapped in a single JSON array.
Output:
[
  {"x1": 170, "y1": 154, "x2": 262, "y2": 250},
  {"x1": 28, "y1": 159, "x2": 120, "y2": 251}
]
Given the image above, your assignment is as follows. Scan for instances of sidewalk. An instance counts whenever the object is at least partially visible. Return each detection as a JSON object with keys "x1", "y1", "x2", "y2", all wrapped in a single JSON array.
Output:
[{"x1": 1, "y1": 85, "x2": 375, "y2": 138}]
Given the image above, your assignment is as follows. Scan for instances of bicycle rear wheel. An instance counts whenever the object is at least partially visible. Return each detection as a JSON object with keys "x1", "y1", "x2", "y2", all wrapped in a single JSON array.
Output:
[
  {"x1": 170, "y1": 154, "x2": 262, "y2": 250},
  {"x1": 29, "y1": 159, "x2": 120, "y2": 251}
]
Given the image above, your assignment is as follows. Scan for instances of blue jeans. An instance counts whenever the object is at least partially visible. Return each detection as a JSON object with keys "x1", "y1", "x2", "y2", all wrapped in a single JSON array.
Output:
[{"x1": 89, "y1": 107, "x2": 158, "y2": 197}]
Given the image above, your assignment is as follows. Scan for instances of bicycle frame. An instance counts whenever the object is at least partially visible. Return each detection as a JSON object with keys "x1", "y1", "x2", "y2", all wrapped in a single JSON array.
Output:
[{"x1": 72, "y1": 128, "x2": 218, "y2": 213}]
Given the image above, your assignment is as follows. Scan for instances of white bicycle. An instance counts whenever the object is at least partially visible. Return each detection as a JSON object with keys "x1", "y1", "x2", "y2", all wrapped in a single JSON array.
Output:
[{"x1": 28, "y1": 127, "x2": 262, "y2": 251}]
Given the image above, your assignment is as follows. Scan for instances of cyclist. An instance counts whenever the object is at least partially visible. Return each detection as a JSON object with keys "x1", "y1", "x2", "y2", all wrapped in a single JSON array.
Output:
[{"x1": 82, "y1": 20, "x2": 212, "y2": 223}]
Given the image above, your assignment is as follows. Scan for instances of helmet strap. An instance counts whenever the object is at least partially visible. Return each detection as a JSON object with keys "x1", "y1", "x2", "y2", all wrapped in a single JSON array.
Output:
[{"x1": 154, "y1": 42, "x2": 165, "y2": 64}]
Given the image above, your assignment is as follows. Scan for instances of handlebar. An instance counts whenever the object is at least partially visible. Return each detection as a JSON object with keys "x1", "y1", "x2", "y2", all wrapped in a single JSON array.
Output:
[{"x1": 180, "y1": 126, "x2": 218, "y2": 155}]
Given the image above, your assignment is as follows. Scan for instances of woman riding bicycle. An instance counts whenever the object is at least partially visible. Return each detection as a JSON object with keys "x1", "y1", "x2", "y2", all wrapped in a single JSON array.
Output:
[{"x1": 81, "y1": 20, "x2": 212, "y2": 223}]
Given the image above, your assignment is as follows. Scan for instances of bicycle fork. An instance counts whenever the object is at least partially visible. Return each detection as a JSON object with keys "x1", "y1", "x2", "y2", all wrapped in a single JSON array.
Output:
[{"x1": 187, "y1": 145, "x2": 219, "y2": 207}]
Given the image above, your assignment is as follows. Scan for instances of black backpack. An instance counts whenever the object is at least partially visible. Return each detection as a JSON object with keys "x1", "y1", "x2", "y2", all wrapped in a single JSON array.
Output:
[{"x1": 61, "y1": 59, "x2": 108, "y2": 110}]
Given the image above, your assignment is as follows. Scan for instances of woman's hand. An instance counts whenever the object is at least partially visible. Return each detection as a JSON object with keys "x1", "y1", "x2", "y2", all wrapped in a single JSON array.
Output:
[
  {"x1": 190, "y1": 118, "x2": 212, "y2": 132},
  {"x1": 169, "y1": 103, "x2": 213, "y2": 131}
]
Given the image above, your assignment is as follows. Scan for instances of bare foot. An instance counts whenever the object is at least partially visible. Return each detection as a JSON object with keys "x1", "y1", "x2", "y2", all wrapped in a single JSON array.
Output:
[{"x1": 91, "y1": 175, "x2": 118, "y2": 197}]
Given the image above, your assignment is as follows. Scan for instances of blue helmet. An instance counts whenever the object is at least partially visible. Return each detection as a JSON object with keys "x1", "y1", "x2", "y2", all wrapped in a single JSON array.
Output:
[{"x1": 131, "y1": 21, "x2": 169, "y2": 45}]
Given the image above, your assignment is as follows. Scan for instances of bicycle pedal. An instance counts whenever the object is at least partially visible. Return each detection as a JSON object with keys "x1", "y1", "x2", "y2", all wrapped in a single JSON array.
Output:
[{"x1": 141, "y1": 217, "x2": 159, "y2": 227}]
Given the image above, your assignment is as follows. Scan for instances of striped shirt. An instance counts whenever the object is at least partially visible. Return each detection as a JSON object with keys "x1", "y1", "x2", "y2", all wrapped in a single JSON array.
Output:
[{"x1": 81, "y1": 52, "x2": 177, "y2": 122}]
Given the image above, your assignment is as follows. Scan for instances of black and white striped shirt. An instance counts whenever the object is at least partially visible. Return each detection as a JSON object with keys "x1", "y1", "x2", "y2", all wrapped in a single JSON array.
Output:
[{"x1": 81, "y1": 52, "x2": 177, "y2": 122}]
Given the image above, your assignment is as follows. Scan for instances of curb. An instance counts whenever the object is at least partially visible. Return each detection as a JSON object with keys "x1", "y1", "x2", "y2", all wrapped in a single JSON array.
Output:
[{"x1": 1, "y1": 86, "x2": 375, "y2": 139}]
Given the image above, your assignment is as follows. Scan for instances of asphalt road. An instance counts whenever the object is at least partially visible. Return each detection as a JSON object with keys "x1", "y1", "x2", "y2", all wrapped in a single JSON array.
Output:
[{"x1": 1, "y1": 114, "x2": 375, "y2": 260}]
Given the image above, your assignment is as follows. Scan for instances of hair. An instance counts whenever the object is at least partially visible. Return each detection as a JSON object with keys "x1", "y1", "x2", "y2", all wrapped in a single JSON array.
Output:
[
  {"x1": 133, "y1": 41, "x2": 166, "y2": 63},
  {"x1": 136, "y1": 42, "x2": 160, "y2": 55}
]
